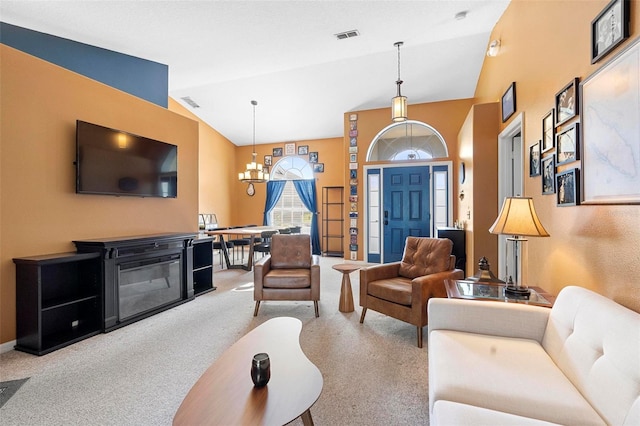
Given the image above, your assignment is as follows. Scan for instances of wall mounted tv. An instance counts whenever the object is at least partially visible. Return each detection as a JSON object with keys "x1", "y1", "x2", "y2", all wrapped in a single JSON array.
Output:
[{"x1": 76, "y1": 120, "x2": 177, "y2": 198}]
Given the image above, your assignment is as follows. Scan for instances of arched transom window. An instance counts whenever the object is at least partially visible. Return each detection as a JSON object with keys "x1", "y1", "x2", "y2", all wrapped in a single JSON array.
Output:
[
  {"x1": 366, "y1": 120, "x2": 448, "y2": 161},
  {"x1": 270, "y1": 156, "x2": 314, "y2": 180}
]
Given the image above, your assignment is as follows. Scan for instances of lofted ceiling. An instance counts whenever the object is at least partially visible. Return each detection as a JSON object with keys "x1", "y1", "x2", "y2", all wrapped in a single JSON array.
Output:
[{"x1": 1, "y1": 1, "x2": 509, "y2": 146}]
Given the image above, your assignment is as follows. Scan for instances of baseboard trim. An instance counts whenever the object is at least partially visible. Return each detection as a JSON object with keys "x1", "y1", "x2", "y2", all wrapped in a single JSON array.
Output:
[{"x1": 0, "y1": 340, "x2": 16, "y2": 354}]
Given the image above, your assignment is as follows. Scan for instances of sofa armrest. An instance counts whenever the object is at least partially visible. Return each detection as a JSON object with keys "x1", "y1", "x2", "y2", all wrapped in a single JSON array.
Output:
[
  {"x1": 253, "y1": 256, "x2": 272, "y2": 296},
  {"x1": 427, "y1": 298, "x2": 551, "y2": 343},
  {"x1": 360, "y1": 262, "x2": 401, "y2": 282},
  {"x1": 412, "y1": 269, "x2": 464, "y2": 301}
]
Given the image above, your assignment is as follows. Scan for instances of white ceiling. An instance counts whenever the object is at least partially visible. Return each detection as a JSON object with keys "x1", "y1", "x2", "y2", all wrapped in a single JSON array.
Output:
[{"x1": 1, "y1": 0, "x2": 509, "y2": 146}]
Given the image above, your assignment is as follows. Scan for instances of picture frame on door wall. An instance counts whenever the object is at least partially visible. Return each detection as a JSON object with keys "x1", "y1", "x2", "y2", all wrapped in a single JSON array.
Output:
[
  {"x1": 590, "y1": 0, "x2": 630, "y2": 63},
  {"x1": 542, "y1": 155, "x2": 556, "y2": 195},
  {"x1": 529, "y1": 141, "x2": 541, "y2": 177},
  {"x1": 541, "y1": 109, "x2": 555, "y2": 153},
  {"x1": 555, "y1": 78, "x2": 579, "y2": 127},
  {"x1": 501, "y1": 82, "x2": 516, "y2": 122},
  {"x1": 556, "y1": 168, "x2": 579, "y2": 207}
]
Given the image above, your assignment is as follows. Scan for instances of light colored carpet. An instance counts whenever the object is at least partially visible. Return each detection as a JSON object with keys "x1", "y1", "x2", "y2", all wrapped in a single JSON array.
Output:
[{"x1": 0, "y1": 256, "x2": 430, "y2": 425}]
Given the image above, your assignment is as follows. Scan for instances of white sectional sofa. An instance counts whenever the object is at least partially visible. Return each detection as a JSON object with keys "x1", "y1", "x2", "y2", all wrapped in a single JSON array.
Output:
[{"x1": 427, "y1": 286, "x2": 640, "y2": 425}]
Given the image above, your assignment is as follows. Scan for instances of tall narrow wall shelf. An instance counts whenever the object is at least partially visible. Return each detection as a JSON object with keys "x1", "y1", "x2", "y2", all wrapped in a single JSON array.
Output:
[{"x1": 322, "y1": 186, "x2": 344, "y2": 257}]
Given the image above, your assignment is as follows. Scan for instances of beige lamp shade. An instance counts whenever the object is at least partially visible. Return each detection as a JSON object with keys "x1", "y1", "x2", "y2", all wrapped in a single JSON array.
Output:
[
  {"x1": 489, "y1": 197, "x2": 550, "y2": 237},
  {"x1": 392, "y1": 94, "x2": 407, "y2": 122}
]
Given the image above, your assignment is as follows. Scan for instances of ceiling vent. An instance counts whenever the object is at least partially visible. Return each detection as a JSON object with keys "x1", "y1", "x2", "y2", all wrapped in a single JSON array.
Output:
[
  {"x1": 181, "y1": 96, "x2": 200, "y2": 108},
  {"x1": 335, "y1": 30, "x2": 360, "y2": 40}
]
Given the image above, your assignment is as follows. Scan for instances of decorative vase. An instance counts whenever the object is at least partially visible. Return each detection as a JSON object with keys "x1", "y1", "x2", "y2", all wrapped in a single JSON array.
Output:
[{"x1": 251, "y1": 353, "x2": 270, "y2": 387}]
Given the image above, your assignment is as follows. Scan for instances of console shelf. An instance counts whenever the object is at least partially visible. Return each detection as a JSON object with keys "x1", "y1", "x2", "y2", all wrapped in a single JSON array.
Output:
[
  {"x1": 192, "y1": 235, "x2": 216, "y2": 296},
  {"x1": 13, "y1": 252, "x2": 102, "y2": 356}
]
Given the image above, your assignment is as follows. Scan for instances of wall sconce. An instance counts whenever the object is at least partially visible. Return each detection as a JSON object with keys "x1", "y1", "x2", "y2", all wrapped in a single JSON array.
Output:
[
  {"x1": 118, "y1": 133, "x2": 127, "y2": 149},
  {"x1": 487, "y1": 39, "x2": 501, "y2": 57}
]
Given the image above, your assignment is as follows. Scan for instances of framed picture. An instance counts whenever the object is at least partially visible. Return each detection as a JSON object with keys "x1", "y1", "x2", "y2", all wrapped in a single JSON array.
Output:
[
  {"x1": 349, "y1": 113, "x2": 358, "y2": 121},
  {"x1": 556, "y1": 123, "x2": 580, "y2": 165},
  {"x1": 349, "y1": 146, "x2": 358, "y2": 154},
  {"x1": 556, "y1": 168, "x2": 579, "y2": 206},
  {"x1": 542, "y1": 155, "x2": 555, "y2": 195},
  {"x1": 581, "y1": 36, "x2": 640, "y2": 204},
  {"x1": 555, "y1": 78, "x2": 579, "y2": 127},
  {"x1": 350, "y1": 138, "x2": 357, "y2": 147},
  {"x1": 501, "y1": 82, "x2": 516, "y2": 122},
  {"x1": 313, "y1": 163, "x2": 324, "y2": 173},
  {"x1": 349, "y1": 153, "x2": 357, "y2": 163},
  {"x1": 350, "y1": 169, "x2": 357, "y2": 179},
  {"x1": 264, "y1": 155, "x2": 272, "y2": 166},
  {"x1": 284, "y1": 143, "x2": 296, "y2": 155},
  {"x1": 297, "y1": 145, "x2": 308, "y2": 155},
  {"x1": 262, "y1": 166, "x2": 269, "y2": 174},
  {"x1": 591, "y1": 0, "x2": 630, "y2": 64},
  {"x1": 309, "y1": 152, "x2": 318, "y2": 163},
  {"x1": 541, "y1": 109, "x2": 555, "y2": 153},
  {"x1": 529, "y1": 141, "x2": 541, "y2": 177},
  {"x1": 273, "y1": 147, "x2": 283, "y2": 157}
]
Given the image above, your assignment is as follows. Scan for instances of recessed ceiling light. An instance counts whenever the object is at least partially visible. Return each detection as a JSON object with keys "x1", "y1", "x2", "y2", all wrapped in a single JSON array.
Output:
[
  {"x1": 335, "y1": 30, "x2": 360, "y2": 40},
  {"x1": 455, "y1": 11, "x2": 468, "y2": 20}
]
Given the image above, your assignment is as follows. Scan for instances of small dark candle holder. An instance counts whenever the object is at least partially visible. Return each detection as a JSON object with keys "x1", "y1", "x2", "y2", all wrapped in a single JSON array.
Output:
[{"x1": 251, "y1": 353, "x2": 270, "y2": 387}]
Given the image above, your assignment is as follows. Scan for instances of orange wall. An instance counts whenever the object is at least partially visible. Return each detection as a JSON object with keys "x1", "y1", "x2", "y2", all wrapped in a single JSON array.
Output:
[
  {"x1": 344, "y1": 99, "x2": 475, "y2": 259},
  {"x1": 0, "y1": 46, "x2": 199, "y2": 343},
  {"x1": 168, "y1": 98, "x2": 236, "y2": 225},
  {"x1": 231, "y1": 138, "x2": 344, "y2": 228},
  {"x1": 474, "y1": 0, "x2": 640, "y2": 311},
  {"x1": 458, "y1": 103, "x2": 500, "y2": 275}
]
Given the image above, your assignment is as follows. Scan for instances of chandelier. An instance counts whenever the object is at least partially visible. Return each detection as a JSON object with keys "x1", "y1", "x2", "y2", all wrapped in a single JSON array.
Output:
[
  {"x1": 391, "y1": 41, "x2": 408, "y2": 122},
  {"x1": 238, "y1": 100, "x2": 269, "y2": 183}
]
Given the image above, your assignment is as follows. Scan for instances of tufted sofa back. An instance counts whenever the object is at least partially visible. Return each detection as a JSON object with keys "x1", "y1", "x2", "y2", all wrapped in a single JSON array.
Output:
[
  {"x1": 398, "y1": 237, "x2": 454, "y2": 279},
  {"x1": 270, "y1": 234, "x2": 312, "y2": 269},
  {"x1": 542, "y1": 286, "x2": 640, "y2": 426}
]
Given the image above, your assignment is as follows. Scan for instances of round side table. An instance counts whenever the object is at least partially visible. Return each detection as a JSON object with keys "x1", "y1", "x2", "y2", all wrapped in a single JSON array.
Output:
[{"x1": 332, "y1": 264, "x2": 360, "y2": 313}]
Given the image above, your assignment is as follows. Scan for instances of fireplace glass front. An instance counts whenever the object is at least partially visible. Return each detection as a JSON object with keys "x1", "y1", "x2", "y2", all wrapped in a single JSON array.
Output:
[{"x1": 118, "y1": 255, "x2": 182, "y2": 321}]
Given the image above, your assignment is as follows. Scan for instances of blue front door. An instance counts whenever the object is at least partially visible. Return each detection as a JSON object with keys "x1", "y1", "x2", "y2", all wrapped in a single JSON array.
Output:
[{"x1": 383, "y1": 166, "x2": 431, "y2": 262}]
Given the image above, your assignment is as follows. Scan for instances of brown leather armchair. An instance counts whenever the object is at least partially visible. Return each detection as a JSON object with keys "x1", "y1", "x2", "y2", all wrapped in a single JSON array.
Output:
[
  {"x1": 359, "y1": 237, "x2": 463, "y2": 347},
  {"x1": 254, "y1": 234, "x2": 320, "y2": 317}
]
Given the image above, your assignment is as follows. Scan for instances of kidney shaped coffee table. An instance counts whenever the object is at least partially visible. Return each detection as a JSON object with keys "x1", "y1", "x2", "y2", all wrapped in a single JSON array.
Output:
[{"x1": 173, "y1": 317, "x2": 323, "y2": 425}]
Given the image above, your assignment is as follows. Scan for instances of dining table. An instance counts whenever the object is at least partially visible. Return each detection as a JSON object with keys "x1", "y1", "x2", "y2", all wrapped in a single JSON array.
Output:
[{"x1": 206, "y1": 226, "x2": 280, "y2": 271}]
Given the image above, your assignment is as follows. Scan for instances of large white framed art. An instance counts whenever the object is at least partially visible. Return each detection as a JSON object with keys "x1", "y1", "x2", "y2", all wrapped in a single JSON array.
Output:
[{"x1": 581, "y1": 36, "x2": 640, "y2": 204}]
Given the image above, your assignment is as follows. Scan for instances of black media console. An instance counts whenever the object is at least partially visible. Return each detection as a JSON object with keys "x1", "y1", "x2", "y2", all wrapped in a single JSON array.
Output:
[{"x1": 14, "y1": 233, "x2": 214, "y2": 355}]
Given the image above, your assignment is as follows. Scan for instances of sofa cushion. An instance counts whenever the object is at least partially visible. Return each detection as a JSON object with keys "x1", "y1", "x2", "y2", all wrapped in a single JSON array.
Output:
[
  {"x1": 432, "y1": 401, "x2": 562, "y2": 426},
  {"x1": 368, "y1": 277, "x2": 412, "y2": 306},
  {"x1": 429, "y1": 329, "x2": 606, "y2": 425},
  {"x1": 541, "y1": 286, "x2": 640, "y2": 426},
  {"x1": 264, "y1": 269, "x2": 311, "y2": 289},
  {"x1": 399, "y1": 237, "x2": 452, "y2": 279}
]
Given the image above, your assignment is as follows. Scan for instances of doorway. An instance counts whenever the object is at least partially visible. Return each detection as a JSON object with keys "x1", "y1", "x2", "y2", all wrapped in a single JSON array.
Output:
[
  {"x1": 496, "y1": 113, "x2": 524, "y2": 279},
  {"x1": 364, "y1": 162, "x2": 452, "y2": 263}
]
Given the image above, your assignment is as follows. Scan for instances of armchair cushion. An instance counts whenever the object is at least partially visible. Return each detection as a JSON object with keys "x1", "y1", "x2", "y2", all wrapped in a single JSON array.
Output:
[
  {"x1": 264, "y1": 269, "x2": 311, "y2": 289},
  {"x1": 270, "y1": 234, "x2": 312, "y2": 269},
  {"x1": 399, "y1": 237, "x2": 454, "y2": 279},
  {"x1": 368, "y1": 277, "x2": 412, "y2": 306}
]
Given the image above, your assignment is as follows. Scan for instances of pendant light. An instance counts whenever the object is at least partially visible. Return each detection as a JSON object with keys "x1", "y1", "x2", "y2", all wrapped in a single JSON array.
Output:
[
  {"x1": 238, "y1": 100, "x2": 269, "y2": 183},
  {"x1": 391, "y1": 41, "x2": 407, "y2": 122}
]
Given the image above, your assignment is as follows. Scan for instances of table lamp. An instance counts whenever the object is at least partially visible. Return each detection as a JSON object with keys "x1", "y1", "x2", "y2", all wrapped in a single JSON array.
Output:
[{"x1": 489, "y1": 197, "x2": 549, "y2": 296}]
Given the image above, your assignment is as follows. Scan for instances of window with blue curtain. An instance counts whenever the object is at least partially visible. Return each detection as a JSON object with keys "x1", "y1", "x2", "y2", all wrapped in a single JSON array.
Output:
[{"x1": 264, "y1": 157, "x2": 320, "y2": 254}]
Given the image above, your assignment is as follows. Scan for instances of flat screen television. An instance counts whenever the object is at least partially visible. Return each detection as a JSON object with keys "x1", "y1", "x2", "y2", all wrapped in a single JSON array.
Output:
[{"x1": 76, "y1": 120, "x2": 177, "y2": 198}]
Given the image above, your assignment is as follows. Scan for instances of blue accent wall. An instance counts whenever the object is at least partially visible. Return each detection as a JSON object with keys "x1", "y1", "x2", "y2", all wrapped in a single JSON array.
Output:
[{"x1": 0, "y1": 22, "x2": 168, "y2": 108}]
